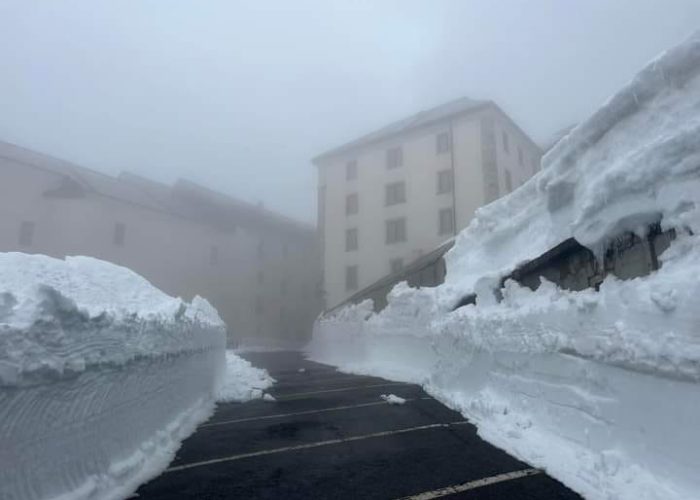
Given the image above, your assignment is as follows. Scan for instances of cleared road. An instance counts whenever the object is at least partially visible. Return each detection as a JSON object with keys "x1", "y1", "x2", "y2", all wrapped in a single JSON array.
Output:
[{"x1": 136, "y1": 351, "x2": 581, "y2": 499}]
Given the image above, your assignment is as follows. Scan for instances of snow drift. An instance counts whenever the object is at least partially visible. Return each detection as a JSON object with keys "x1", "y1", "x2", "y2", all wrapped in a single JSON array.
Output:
[
  {"x1": 309, "y1": 31, "x2": 700, "y2": 500},
  {"x1": 216, "y1": 349, "x2": 275, "y2": 402},
  {"x1": 0, "y1": 253, "x2": 268, "y2": 500}
]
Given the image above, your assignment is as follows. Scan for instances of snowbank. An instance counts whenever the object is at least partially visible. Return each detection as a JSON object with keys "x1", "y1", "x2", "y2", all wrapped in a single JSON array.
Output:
[
  {"x1": 216, "y1": 349, "x2": 275, "y2": 402},
  {"x1": 309, "y1": 31, "x2": 700, "y2": 500},
  {"x1": 0, "y1": 253, "x2": 269, "y2": 500}
]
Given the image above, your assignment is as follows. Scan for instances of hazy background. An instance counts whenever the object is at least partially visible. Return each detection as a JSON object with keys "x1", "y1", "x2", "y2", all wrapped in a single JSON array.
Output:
[{"x1": 1, "y1": 0, "x2": 699, "y2": 223}]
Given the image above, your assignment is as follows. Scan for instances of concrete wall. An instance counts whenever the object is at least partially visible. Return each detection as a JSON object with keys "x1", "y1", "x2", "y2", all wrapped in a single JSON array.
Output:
[
  {"x1": 0, "y1": 157, "x2": 321, "y2": 348},
  {"x1": 332, "y1": 222, "x2": 676, "y2": 316},
  {"x1": 506, "y1": 223, "x2": 676, "y2": 295}
]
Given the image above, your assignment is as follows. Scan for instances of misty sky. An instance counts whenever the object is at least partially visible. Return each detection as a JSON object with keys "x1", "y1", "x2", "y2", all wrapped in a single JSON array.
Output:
[{"x1": 1, "y1": 1, "x2": 699, "y2": 223}]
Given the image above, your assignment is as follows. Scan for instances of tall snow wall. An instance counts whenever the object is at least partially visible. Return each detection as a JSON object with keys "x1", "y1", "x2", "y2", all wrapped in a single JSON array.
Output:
[
  {"x1": 308, "y1": 31, "x2": 700, "y2": 500},
  {"x1": 0, "y1": 253, "x2": 227, "y2": 500}
]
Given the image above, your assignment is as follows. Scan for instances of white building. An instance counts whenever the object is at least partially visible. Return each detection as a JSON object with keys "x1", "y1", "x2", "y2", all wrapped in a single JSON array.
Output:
[
  {"x1": 0, "y1": 140, "x2": 322, "y2": 348},
  {"x1": 314, "y1": 97, "x2": 542, "y2": 309}
]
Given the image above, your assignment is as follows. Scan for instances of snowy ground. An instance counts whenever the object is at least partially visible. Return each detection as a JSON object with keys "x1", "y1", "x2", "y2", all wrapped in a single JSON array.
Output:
[
  {"x1": 309, "y1": 31, "x2": 700, "y2": 500},
  {"x1": 0, "y1": 253, "x2": 273, "y2": 500}
]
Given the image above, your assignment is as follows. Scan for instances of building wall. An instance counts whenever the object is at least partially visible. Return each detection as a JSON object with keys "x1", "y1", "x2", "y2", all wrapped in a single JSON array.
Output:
[
  {"x1": 0, "y1": 159, "x2": 321, "y2": 348},
  {"x1": 492, "y1": 110, "x2": 542, "y2": 195},
  {"x1": 318, "y1": 105, "x2": 542, "y2": 309}
]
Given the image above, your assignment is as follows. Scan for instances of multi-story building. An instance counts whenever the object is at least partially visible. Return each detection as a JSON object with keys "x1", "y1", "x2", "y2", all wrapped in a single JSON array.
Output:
[
  {"x1": 314, "y1": 97, "x2": 542, "y2": 309},
  {"x1": 0, "y1": 140, "x2": 322, "y2": 348}
]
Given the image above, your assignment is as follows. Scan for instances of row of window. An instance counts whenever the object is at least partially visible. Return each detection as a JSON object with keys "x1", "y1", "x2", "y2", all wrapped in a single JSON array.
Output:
[
  {"x1": 345, "y1": 170, "x2": 454, "y2": 215},
  {"x1": 256, "y1": 272, "x2": 307, "y2": 297},
  {"x1": 16, "y1": 221, "x2": 297, "y2": 269},
  {"x1": 344, "y1": 132, "x2": 452, "y2": 180},
  {"x1": 16, "y1": 221, "x2": 127, "y2": 248},
  {"x1": 344, "y1": 256, "x2": 407, "y2": 291},
  {"x1": 345, "y1": 128, "x2": 530, "y2": 180},
  {"x1": 345, "y1": 209, "x2": 454, "y2": 251}
]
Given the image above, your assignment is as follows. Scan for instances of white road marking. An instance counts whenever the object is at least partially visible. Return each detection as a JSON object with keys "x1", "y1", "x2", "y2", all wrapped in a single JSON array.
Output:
[
  {"x1": 395, "y1": 468, "x2": 543, "y2": 500},
  {"x1": 201, "y1": 397, "x2": 434, "y2": 428},
  {"x1": 165, "y1": 421, "x2": 468, "y2": 474},
  {"x1": 275, "y1": 382, "x2": 410, "y2": 400}
]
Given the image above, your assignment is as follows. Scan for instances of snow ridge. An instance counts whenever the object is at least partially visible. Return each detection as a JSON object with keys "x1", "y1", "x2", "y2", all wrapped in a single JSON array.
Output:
[
  {"x1": 309, "y1": 31, "x2": 700, "y2": 500},
  {"x1": 0, "y1": 253, "x2": 228, "y2": 500}
]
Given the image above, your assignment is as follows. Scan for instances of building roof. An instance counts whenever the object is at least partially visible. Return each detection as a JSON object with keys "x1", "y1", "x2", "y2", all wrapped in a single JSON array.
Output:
[
  {"x1": 0, "y1": 140, "x2": 168, "y2": 212},
  {"x1": 0, "y1": 139, "x2": 314, "y2": 237},
  {"x1": 313, "y1": 96, "x2": 542, "y2": 164},
  {"x1": 313, "y1": 97, "x2": 489, "y2": 163},
  {"x1": 168, "y1": 179, "x2": 315, "y2": 236}
]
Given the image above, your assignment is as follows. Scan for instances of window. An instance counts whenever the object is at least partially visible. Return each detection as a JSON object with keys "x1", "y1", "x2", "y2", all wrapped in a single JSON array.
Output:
[
  {"x1": 436, "y1": 132, "x2": 451, "y2": 154},
  {"x1": 386, "y1": 146, "x2": 403, "y2": 169},
  {"x1": 18, "y1": 221, "x2": 34, "y2": 247},
  {"x1": 386, "y1": 217, "x2": 407, "y2": 244},
  {"x1": 439, "y1": 208, "x2": 455, "y2": 236},
  {"x1": 505, "y1": 169, "x2": 513, "y2": 192},
  {"x1": 345, "y1": 265, "x2": 358, "y2": 291},
  {"x1": 346, "y1": 160, "x2": 358, "y2": 180},
  {"x1": 345, "y1": 228, "x2": 358, "y2": 251},
  {"x1": 209, "y1": 245, "x2": 219, "y2": 265},
  {"x1": 502, "y1": 131, "x2": 510, "y2": 153},
  {"x1": 385, "y1": 181, "x2": 406, "y2": 206},
  {"x1": 390, "y1": 258, "x2": 404, "y2": 274},
  {"x1": 113, "y1": 222, "x2": 126, "y2": 247},
  {"x1": 518, "y1": 147, "x2": 524, "y2": 166},
  {"x1": 346, "y1": 193, "x2": 358, "y2": 215},
  {"x1": 437, "y1": 170, "x2": 453, "y2": 194}
]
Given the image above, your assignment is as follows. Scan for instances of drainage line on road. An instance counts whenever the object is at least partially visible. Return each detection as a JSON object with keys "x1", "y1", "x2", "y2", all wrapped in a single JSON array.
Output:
[{"x1": 165, "y1": 421, "x2": 469, "y2": 474}]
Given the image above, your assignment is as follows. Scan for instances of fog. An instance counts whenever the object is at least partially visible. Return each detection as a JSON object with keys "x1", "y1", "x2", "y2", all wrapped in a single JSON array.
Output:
[
  {"x1": 2, "y1": 4, "x2": 700, "y2": 498},
  {"x1": 0, "y1": 1, "x2": 698, "y2": 223}
]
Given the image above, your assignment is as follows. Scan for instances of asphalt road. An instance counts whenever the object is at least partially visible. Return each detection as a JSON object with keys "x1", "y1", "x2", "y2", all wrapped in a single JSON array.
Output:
[{"x1": 135, "y1": 351, "x2": 582, "y2": 500}]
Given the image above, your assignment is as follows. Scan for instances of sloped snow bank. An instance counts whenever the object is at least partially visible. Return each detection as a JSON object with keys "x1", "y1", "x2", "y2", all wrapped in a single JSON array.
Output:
[
  {"x1": 309, "y1": 31, "x2": 700, "y2": 500},
  {"x1": 216, "y1": 349, "x2": 275, "y2": 402},
  {"x1": 0, "y1": 253, "x2": 267, "y2": 500}
]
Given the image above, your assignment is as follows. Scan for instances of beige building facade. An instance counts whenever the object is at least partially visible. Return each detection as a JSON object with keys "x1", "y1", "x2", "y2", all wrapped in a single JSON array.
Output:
[
  {"x1": 0, "y1": 140, "x2": 322, "y2": 348},
  {"x1": 314, "y1": 98, "x2": 542, "y2": 309}
]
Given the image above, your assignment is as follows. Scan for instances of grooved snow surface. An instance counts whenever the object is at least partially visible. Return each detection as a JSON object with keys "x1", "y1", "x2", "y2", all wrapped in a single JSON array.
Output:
[
  {"x1": 0, "y1": 253, "x2": 271, "y2": 500},
  {"x1": 309, "y1": 31, "x2": 700, "y2": 500}
]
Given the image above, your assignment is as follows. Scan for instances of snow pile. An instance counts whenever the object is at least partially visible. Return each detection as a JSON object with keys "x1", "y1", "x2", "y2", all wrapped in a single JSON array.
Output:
[
  {"x1": 0, "y1": 252, "x2": 261, "y2": 500},
  {"x1": 380, "y1": 394, "x2": 406, "y2": 405},
  {"x1": 216, "y1": 349, "x2": 275, "y2": 402},
  {"x1": 309, "y1": 31, "x2": 700, "y2": 500}
]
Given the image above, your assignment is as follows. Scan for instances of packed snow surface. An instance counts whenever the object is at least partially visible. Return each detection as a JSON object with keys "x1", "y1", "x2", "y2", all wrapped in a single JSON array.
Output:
[
  {"x1": 0, "y1": 253, "x2": 271, "y2": 500},
  {"x1": 309, "y1": 32, "x2": 700, "y2": 500},
  {"x1": 380, "y1": 394, "x2": 406, "y2": 405}
]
